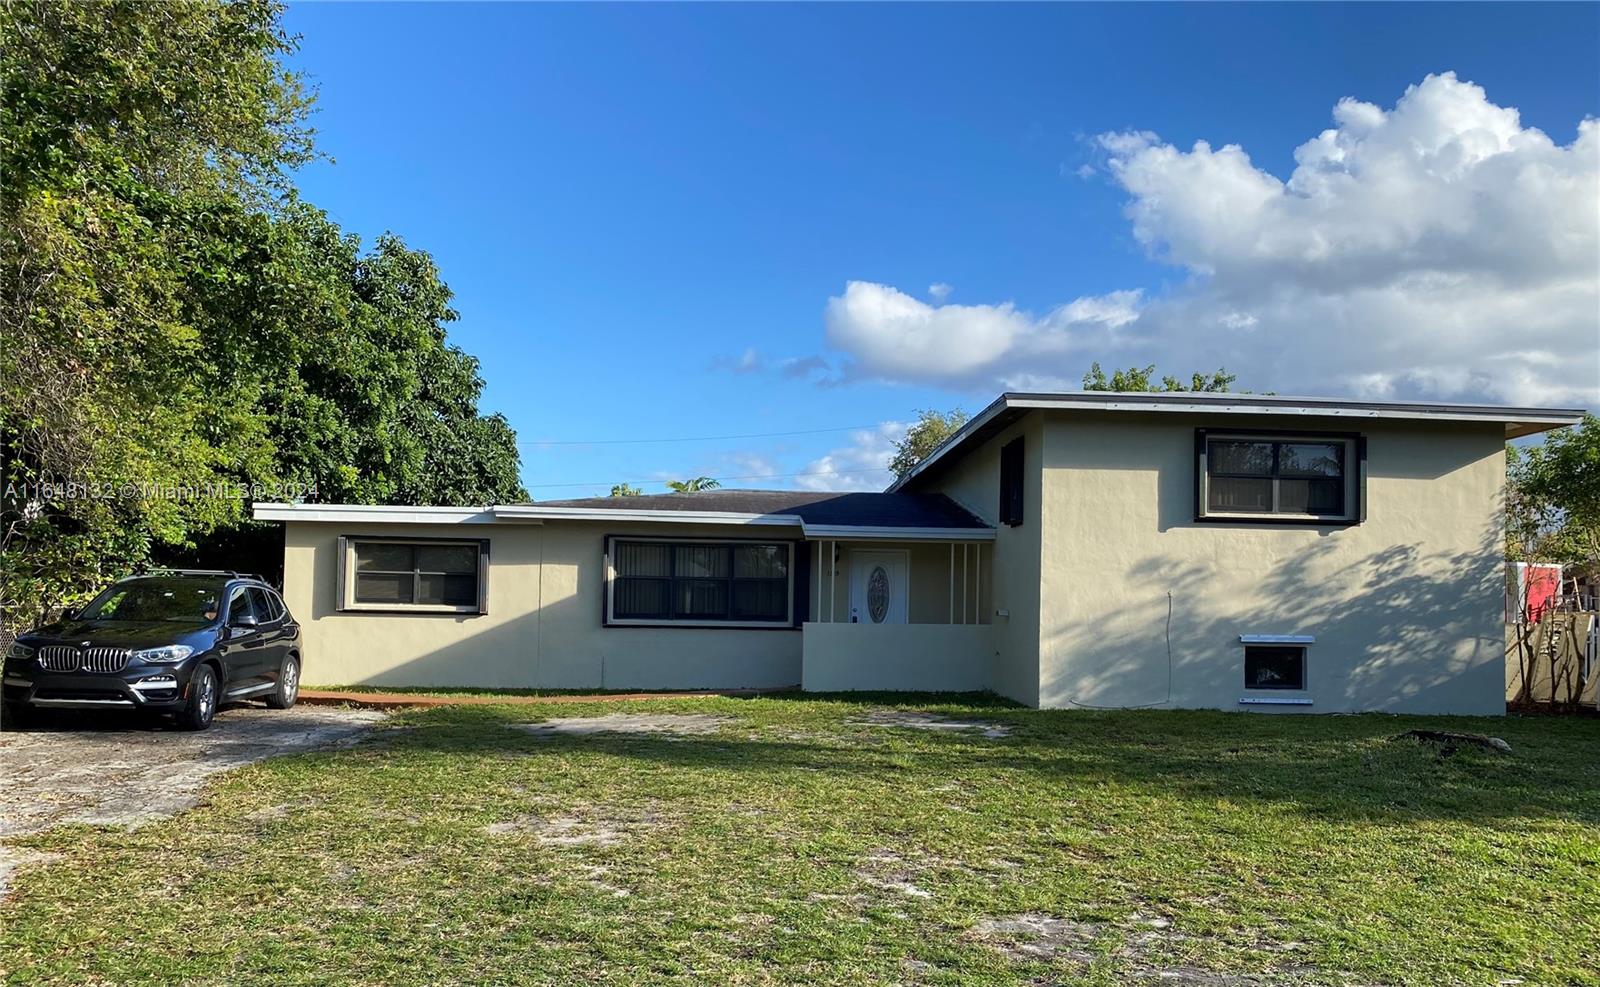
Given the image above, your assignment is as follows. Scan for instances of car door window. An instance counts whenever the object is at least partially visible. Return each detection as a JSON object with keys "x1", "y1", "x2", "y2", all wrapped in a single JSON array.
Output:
[
  {"x1": 227, "y1": 588, "x2": 256, "y2": 627},
  {"x1": 247, "y1": 587, "x2": 276, "y2": 625},
  {"x1": 267, "y1": 590, "x2": 289, "y2": 622}
]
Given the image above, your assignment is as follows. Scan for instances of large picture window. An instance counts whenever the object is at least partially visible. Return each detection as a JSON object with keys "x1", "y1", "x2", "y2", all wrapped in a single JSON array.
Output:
[
  {"x1": 608, "y1": 538, "x2": 794, "y2": 627},
  {"x1": 1197, "y1": 432, "x2": 1359, "y2": 522},
  {"x1": 339, "y1": 538, "x2": 487, "y2": 613}
]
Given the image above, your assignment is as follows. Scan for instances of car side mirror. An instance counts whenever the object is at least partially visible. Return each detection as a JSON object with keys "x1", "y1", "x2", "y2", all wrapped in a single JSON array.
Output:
[{"x1": 230, "y1": 613, "x2": 259, "y2": 636}]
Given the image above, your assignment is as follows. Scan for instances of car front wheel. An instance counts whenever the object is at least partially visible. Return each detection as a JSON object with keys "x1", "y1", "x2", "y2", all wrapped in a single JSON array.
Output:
[
  {"x1": 177, "y1": 664, "x2": 218, "y2": 731},
  {"x1": 266, "y1": 655, "x2": 299, "y2": 710}
]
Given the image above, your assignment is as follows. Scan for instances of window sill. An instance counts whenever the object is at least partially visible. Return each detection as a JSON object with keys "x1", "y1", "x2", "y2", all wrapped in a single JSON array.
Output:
[
  {"x1": 1195, "y1": 513, "x2": 1358, "y2": 527},
  {"x1": 341, "y1": 603, "x2": 483, "y2": 616},
  {"x1": 1238, "y1": 696, "x2": 1313, "y2": 706},
  {"x1": 605, "y1": 619, "x2": 798, "y2": 630}
]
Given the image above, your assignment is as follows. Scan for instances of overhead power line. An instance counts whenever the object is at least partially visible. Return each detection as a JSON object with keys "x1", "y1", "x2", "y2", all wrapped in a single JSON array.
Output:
[
  {"x1": 518, "y1": 424, "x2": 879, "y2": 447},
  {"x1": 525, "y1": 465, "x2": 892, "y2": 490}
]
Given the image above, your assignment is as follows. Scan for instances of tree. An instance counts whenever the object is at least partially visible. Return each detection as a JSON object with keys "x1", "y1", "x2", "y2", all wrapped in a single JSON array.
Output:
[
  {"x1": 609, "y1": 483, "x2": 643, "y2": 497},
  {"x1": 1507, "y1": 414, "x2": 1600, "y2": 568},
  {"x1": 667, "y1": 477, "x2": 721, "y2": 493},
  {"x1": 888, "y1": 408, "x2": 971, "y2": 480},
  {"x1": 0, "y1": 1, "x2": 524, "y2": 629},
  {"x1": 1082, "y1": 363, "x2": 1237, "y2": 393}
]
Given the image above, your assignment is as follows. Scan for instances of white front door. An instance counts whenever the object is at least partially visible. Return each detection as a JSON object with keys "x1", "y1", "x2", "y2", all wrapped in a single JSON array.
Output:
[{"x1": 849, "y1": 550, "x2": 909, "y2": 624}]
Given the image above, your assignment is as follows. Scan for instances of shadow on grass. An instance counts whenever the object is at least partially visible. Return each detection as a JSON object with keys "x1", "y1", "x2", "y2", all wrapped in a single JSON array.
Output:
[{"x1": 341, "y1": 702, "x2": 1600, "y2": 828}]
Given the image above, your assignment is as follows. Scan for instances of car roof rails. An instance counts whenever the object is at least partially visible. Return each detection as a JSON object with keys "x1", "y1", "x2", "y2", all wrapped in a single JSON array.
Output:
[{"x1": 133, "y1": 567, "x2": 241, "y2": 578}]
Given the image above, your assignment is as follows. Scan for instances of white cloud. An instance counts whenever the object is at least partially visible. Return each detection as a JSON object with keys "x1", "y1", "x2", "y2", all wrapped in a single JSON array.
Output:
[
  {"x1": 795, "y1": 421, "x2": 907, "y2": 492},
  {"x1": 818, "y1": 73, "x2": 1600, "y2": 406},
  {"x1": 823, "y1": 280, "x2": 1146, "y2": 388},
  {"x1": 928, "y1": 282, "x2": 953, "y2": 301},
  {"x1": 712, "y1": 348, "x2": 765, "y2": 374}
]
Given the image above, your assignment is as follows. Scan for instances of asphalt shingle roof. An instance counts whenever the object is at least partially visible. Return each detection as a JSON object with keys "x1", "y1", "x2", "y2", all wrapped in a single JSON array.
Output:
[{"x1": 530, "y1": 489, "x2": 988, "y2": 530}]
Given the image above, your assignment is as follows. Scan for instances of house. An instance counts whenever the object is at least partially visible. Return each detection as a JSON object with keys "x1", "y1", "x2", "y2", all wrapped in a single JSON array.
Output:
[{"x1": 253, "y1": 390, "x2": 1585, "y2": 714}]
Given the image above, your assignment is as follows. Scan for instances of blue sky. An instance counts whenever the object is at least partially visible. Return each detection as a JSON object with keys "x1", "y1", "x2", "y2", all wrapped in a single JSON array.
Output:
[{"x1": 283, "y1": 2, "x2": 1600, "y2": 498}]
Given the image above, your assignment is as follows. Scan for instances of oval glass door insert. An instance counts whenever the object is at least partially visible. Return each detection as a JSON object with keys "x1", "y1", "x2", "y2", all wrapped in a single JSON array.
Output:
[{"x1": 867, "y1": 565, "x2": 890, "y2": 623}]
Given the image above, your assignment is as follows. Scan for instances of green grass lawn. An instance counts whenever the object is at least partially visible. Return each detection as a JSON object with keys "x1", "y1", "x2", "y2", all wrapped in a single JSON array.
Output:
[{"x1": 4, "y1": 695, "x2": 1598, "y2": 986}]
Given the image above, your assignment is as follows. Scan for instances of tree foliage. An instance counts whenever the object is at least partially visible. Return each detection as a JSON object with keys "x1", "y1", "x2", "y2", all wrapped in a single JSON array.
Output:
[
  {"x1": 1082, "y1": 363, "x2": 1237, "y2": 393},
  {"x1": 1506, "y1": 414, "x2": 1600, "y2": 568},
  {"x1": 0, "y1": 0, "x2": 523, "y2": 629},
  {"x1": 667, "y1": 477, "x2": 721, "y2": 493},
  {"x1": 888, "y1": 409, "x2": 971, "y2": 481},
  {"x1": 609, "y1": 484, "x2": 644, "y2": 497}
]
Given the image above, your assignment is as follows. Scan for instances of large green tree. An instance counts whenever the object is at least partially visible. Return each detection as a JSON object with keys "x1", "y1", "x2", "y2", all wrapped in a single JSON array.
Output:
[{"x1": 0, "y1": 0, "x2": 523, "y2": 629}]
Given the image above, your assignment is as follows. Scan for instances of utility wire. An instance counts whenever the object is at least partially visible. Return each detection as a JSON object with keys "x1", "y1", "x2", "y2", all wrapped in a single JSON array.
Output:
[
  {"x1": 525, "y1": 465, "x2": 892, "y2": 490},
  {"x1": 519, "y1": 424, "x2": 879, "y2": 447}
]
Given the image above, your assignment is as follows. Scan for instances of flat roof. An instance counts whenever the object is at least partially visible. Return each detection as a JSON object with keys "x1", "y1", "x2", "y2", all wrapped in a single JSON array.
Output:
[
  {"x1": 252, "y1": 491, "x2": 995, "y2": 541},
  {"x1": 889, "y1": 390, "x2": 1587, "y2": 492}
]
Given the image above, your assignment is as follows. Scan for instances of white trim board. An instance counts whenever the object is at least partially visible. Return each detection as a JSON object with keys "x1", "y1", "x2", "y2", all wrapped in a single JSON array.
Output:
[
  {"x1": 253, "y1": 503, "x2": 505, "y2": 525},
  {"x1": 888, "y1": 390, "x2": 1586, "y2": 492},
  {"x1": 253, "y1": 502, "x2": 998, "y2": 541},
  {"x1": 1239, "y1": 634, "x2": 1316, "y2": 644}
]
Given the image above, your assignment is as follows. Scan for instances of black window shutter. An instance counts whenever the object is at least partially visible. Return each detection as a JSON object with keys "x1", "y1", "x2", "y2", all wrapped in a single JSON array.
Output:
[{"x1": 1000, "y1": 437, "x2": 1024, "y2": 526}]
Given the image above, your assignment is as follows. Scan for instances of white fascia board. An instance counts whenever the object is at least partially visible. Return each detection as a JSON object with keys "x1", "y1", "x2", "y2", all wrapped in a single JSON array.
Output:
[
  {"x1": 889, "y1": 391, "x2": 1586, "y2": 491},
  {"x1": 492, "y1": 505, "x2": 803, "y2": 527},
  {"x1": 1239, "y1": 634, "x2": 1316, "y2": 644},
  {"x1": 1005, "y1": 393, "x2": 1586, "y2": 432},
  {"x1": 251, "y1": 503, "x2": 505, "y2": 525},
  {"x1": 800, "y1": 524, "x2": 996, "y2": 542}
]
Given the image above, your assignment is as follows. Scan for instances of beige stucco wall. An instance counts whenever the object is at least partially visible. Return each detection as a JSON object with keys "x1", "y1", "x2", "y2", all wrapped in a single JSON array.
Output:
[
  {"x1": 283, "y1": 520, "x2": 804, "y2": 690},
  {"x1": 801, "y1": 623, "x2": 991, "y2": 692},
  {"x1": 1034, "y1": 412, "x2": 1509, "y2": 714},
  {"x1": 920, "y1": 415, "x2": 1044, "y2": 705}
]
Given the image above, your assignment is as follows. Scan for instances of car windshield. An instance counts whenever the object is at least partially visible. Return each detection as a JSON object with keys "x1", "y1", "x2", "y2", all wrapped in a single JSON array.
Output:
[{"x1": 76, "y1": 578, "x2": 225, "y2": 624}]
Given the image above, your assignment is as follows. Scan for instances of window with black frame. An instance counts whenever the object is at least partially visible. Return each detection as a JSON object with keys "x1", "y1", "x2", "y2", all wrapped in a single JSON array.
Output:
[
  {"x1": 610, "y1": 539, "x2": 791, "y2": 625},
  {"x1": 351, "y1": 541, "x2": 482, "y2": 608},
  {"x1": 1244, "y1": 645, "x2": 1306, "y2": 690},
  {"x1": 1202, "y1": 435, "x2": 1352, "y2": 519}
]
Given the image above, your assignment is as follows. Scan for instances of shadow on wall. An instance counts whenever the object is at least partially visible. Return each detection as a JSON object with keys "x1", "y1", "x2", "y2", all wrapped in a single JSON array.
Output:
[{"x1": 1044, "y1": 519, "x2": 1506, "y2": 713}]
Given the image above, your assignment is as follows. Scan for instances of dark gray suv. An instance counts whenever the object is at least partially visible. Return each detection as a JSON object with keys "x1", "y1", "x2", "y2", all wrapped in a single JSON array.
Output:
[{"x1": 2, "y1": 570, "x2": 302, "y2": 730}]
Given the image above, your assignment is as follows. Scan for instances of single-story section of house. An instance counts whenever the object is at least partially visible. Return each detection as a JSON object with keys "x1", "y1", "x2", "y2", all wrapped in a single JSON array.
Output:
[{"x1": 254, "y1": 390, "x2": 1585, "y2": 714}]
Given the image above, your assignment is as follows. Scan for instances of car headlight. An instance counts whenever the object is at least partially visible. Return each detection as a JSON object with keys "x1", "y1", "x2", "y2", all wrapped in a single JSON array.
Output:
[
  {"x1": 129, "y1": 645, "x2": 194, "y2": 664},
  {"x1": 4, "y1": 642, "x2": 34, "y2": 660}
]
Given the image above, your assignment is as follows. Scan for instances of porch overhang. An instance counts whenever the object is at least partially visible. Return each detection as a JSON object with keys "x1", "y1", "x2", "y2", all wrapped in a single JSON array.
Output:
[{"x1": 800, "y1": 524, "x2": 994, "y2": 542}]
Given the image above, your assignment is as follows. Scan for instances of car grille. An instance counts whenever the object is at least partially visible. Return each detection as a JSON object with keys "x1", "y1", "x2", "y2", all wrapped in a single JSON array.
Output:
[{"x1": 37, "y1": 646, "x2": 131, "y2": 673}]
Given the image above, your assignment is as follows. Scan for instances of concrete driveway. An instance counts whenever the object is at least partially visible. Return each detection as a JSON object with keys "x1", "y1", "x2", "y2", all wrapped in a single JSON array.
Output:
[{"x1": 0, "y1": 703, "x2": 385, "y2": 895}]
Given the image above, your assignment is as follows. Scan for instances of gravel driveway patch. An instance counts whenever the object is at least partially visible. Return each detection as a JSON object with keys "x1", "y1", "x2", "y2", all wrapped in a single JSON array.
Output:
[{"x1": 0, "y1": 704, "x2": 384, "y2": 895}]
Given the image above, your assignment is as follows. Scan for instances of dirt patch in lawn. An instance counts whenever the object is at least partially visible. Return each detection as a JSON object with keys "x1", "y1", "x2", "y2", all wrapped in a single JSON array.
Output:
[
  {"x1": 851, "y1": 710, "x2": 1010, "y2": 738},
  {"x1": 972, "y1": 910, "x2": 1332, "y2": 985},
  {"x1": 855, "y1": 847, "x2": 935, "y2": 899},
  {"x1": 512, "y1": 713, "x2": 731, "y2": 738},
  {"x1": 484, "y1": 804, "x2": 666, "y2": 851}
]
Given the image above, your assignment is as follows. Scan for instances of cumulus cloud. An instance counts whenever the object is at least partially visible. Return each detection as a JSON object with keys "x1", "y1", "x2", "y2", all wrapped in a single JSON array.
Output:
[
  {"x1": 823, "y1": 280, "x2": 1146, "y2": 388},
  {"x1": 928, "y1": 282, "x2": 953, "y2": 301},
  {"x1": 819, "y1": 73, "x2": 1599, "y2": 406},
  {"x1": 794, "y1": 421, "x2": 907, "y2": 492}
]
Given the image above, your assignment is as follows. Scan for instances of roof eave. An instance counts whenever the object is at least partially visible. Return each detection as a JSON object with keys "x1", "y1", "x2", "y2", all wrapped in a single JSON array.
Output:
[{"x1": 890, "y1": 392, "x2": 1587, "y2": 491}]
